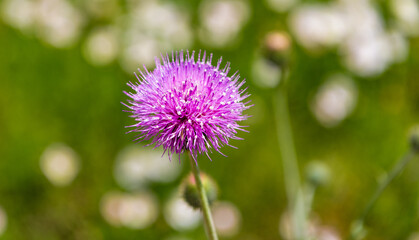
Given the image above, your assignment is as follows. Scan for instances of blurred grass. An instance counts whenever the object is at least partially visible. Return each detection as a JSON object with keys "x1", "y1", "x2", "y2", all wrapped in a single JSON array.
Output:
[{"x1": 0, "y1": 1, "x2": 419, "y2": 239}]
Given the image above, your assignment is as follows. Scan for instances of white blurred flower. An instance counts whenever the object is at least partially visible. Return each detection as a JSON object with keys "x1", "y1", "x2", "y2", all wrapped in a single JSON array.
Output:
[
  {"x1": 83, "y1": 26, "x2": 119, "y2": 66},
  {"x1": 120, "y1": 0, "x2": 192, "y2": 72},
  {"x1": 212, "y1": 201, "x2": 241, "y2": 237},
  {"x1": 336, "y1": 0, "x2": 393, "y2": 76},
  {"x1": 118, "y1": 193, "x2": 158, "y2": 229},
  {"x1": 342, "y1": 32, "x2": 393, "y2": 77},
  {"x1": 339, "y1": 0, "x2": 384, "y2": 39},
  {"x1": 35, "y1": 0, "x2": 84, "y2": 48},
  {"x1": 2, "y1": 0, "x2": 84, "y2": 48},
  {"x1": 279, "y1": 211, "x2": 341, "y2": 240},
  {"x1": 1, "y1": 0, "x2": 36, "y2": 32},
  {"x1": 251, "y1": 57, "x2": 282, "y2": 88},
  {"x1": 114, "y1": 145, "x2": 182, "y2": 191},
  {"x1": 100, "y1": 192, "x2": 122, "y2": 227},
  {"x1": 131, "y1": 1, "x2": 192, "y2": 47},
  {"x1": 289, "y1": 4, "x2": 348, "y2": 50},
  {"x1": 390, "y1": 0, "x2": 419, "y2": 36},
  {"x1": 40, "y1": 143, "x2": 80, "y2": 187},
  {"x1": 266, "y1": 0, "x2": 298, "y2": 13},
  {"x1": 164, "y1": 193, "x2": 201, "y2": 231},
  {"x1": 310, "y1": 74, "x2": 357, "y2": 128},
  {"x1": 100, "y1": 191, "x2": 158, "y2": 229},
  {"x1": 0, "y1": 206, "x2": 7, "y2": 236},
  {"x1": 289, "y1": 0, "x2": 410, "y2": 77},
  {"x1": 315, "y1": 226, "x2": 341, "y2": 240},
  {"x1": 199, "y1": 0, "x2": 250, "y2": 48},
  {"x1": 341, "y1": 28, "x2": 408, "y2": 77},
  {"x1": 120, "y1": 33, "x2": 160, "y2": 71}
]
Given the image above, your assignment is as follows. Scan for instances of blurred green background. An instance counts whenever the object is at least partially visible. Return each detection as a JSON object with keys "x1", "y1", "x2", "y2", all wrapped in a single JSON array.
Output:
[{"x1": 0, "y1": 0, "x2": 419, "y2": 239}]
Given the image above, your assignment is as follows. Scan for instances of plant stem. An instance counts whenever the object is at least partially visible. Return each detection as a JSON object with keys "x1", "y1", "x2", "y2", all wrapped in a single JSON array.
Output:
[
  {"x1": 274, "y1": 83, "x2": 307, "y2": 239},
  {"x1": 304, "y1": 183, "x2": 316, "y2": 216},
  {"x1": 350, "y1": 150, "x2": 417, "y2": 240},
  {"x1": 189, "y1": 154, "x2": 218, "y2": 240}
]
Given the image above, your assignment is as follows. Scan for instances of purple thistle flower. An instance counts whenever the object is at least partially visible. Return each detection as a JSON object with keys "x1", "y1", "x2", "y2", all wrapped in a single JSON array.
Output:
[{"x1": 124, "y1": 50, "x2": 251, "y2": 163}]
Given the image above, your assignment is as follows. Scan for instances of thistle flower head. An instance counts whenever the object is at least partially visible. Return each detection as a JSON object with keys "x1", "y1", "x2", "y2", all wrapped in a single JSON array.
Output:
[{"x1": 124, "y1": 50, "x2": 251, "y2": 163}]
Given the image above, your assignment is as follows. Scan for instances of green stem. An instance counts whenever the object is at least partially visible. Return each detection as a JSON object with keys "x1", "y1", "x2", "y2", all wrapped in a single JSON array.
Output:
[
  {"x1": 350, "y1": 150, "x2": 417, "y2": 240},
  {"x1": 274, "y1": 83, "x2": 306, "y2": 239},
  {"x1": 189, "y1": 154, "x2": 218, "y2": 240},
  {"x1": 304, "y1": 184, "x2": 316, "y2": 216}
]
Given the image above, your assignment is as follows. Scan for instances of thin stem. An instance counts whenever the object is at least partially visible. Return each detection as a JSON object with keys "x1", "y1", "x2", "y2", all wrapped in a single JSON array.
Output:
[
  {"x1": 189, "y1": 154, "x2": 218, "y2": 240},
  {"x1": 304, "y1": 184, "x2": 317, "y2": 216},
  {"x1": 350, "y1": 150, "x2": 417, "y2": 240},
  {"x1": 274, "y1": 84, "x2": 301, "y2": 205},
  {"x1": 274, "y1": 83, "x2": 306, "y2": 239}
]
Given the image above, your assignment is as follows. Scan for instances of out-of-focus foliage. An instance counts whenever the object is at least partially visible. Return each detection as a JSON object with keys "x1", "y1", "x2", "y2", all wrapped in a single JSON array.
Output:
[{"x1": 0, "y1": 0, "x2": 419, "y2": 239}]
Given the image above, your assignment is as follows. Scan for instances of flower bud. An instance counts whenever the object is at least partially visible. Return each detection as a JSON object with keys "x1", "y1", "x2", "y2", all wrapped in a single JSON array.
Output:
[
  {"x1": 262, "y1": 31, "x2": 292, "y2": 70},
  {"x1": 305, "y1": 161, "x2": 330, "y2": 187},
  {"x1": 410, "y1": 125, "x2": 419, "y2": 152},
  {"x1": 182, "y1": 172, "x2": 218, "y2": 209}
]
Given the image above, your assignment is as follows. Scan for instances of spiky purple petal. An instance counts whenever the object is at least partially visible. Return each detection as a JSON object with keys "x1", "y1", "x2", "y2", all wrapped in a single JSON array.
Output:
[{"x1": 124, "y1": 50, "x2": 251, "y2": 163}]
